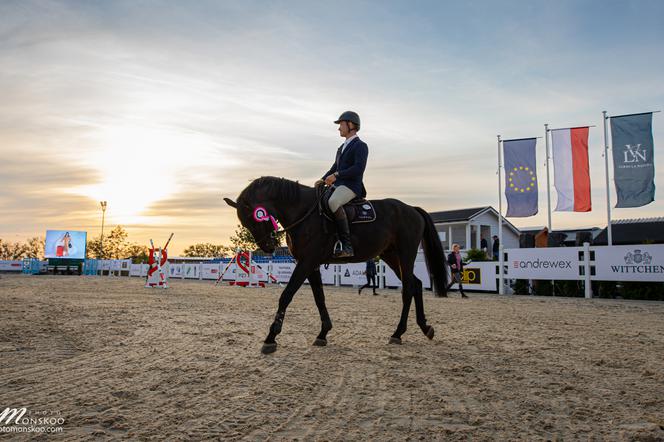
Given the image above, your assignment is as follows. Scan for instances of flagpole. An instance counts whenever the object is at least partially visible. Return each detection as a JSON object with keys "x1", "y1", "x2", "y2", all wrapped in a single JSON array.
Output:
[
  {"x1": 544, "y1": 123, "x2": 552, "y2": 233},
  {"x1": 602, "y1": 111, "x2": 613, "y2": 246},
  {"x1": 497, "y1": 135, "x2": 504, "y2": 295}
]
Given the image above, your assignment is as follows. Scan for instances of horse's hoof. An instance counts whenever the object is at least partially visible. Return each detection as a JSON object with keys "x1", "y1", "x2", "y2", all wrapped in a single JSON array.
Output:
[
  {"x1": 425, "y1": 326, "x2": 435, "y2": 340},
  {"x1": 313, "y1": 338, "x2": 327, "y2": 347},
  {"x1": 261, "y1": 343, "x2": 277, "y2": 354},
  {"x1": 388, "y1": 337, "x2": 402, "y2": 345}
]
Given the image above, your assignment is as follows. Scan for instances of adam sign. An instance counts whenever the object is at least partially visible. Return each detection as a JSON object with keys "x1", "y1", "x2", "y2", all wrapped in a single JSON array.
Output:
[{"x1": 506, "y1": 248, "x2": 580, "y2": 280}]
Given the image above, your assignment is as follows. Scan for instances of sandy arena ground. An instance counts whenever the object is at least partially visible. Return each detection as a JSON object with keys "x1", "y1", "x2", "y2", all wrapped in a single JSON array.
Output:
[{"x1": 1, "y1": 275, "x2": 664, "y2": 441}]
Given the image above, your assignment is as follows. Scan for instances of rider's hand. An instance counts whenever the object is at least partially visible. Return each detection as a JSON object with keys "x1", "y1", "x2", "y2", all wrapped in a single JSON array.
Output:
[
  {"x1": 314, "y1": 179, "x2": 325, "y2": 188},
  {"x1": 324, "y1": 174, "x2": 337, "y2": 186}
]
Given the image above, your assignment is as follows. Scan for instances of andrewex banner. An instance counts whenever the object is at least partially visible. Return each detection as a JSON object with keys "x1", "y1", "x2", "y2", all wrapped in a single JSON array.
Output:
[{"x1": 506, "y1": 248, "x2": 580, "y2": 280}]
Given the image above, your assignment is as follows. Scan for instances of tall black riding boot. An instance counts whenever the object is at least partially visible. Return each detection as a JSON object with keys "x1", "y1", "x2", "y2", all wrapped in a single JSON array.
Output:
[{"x1": 333, "y1": 207, "x2": 354, "y2": 258}]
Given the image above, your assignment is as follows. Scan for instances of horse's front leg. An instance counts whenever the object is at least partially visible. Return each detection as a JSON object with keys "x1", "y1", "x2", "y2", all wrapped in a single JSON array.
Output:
[
  {"x1": 308, "y1": 267, "x2": 332, "y2": 347},
  {"x1": 262, "y1": 261, "x2": 314, "y2": 354}
]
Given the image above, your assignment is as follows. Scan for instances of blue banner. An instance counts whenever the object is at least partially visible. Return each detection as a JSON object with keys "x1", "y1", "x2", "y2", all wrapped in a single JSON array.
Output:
[
  {"x1": 611, "y1": 113, "x2": 655, "y2": 208},
  {"x1": 504, "y1": 138, "x2": 538, "y2": 217}
]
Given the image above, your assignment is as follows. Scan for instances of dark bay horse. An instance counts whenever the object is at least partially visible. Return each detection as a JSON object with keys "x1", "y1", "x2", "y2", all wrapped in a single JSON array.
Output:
[{"x1": 224, "y1": 177, "x2": 447, "y2": 354}]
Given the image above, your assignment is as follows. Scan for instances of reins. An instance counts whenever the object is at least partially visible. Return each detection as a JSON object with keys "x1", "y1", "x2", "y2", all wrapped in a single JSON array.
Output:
[{"x1": 252, "y1": 185, "x2": 326, "y2": 244}]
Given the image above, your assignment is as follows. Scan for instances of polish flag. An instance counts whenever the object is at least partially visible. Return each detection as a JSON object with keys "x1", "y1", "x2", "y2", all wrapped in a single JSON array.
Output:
[{"x1": 551, "y1": 127, "x2": 591, "y2": 212}]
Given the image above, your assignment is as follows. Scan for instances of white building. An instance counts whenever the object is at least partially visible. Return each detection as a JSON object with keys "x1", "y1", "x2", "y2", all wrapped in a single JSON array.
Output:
[{"x1": 428, "y1": 206, "x2": 520, "y2": 252}]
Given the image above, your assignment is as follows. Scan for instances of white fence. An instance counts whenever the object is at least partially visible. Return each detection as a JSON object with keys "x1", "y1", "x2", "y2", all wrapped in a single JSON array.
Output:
[
  {"x1": 504, "y1": 243, "x2": 664, "y2": 297},
  {"x1": 14, "y1": 244, "x2": 664, "y2": 297},
  {"x1": 86, "y1": 259, "x2": 501, "y2": 292},
  {"x1": 0, "y1": 260, "x2": 24, "y2": 271}
]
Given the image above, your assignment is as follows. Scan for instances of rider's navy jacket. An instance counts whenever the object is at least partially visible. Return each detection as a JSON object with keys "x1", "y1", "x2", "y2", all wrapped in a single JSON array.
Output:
[{"x1": 322, "y1": 137, "x2": 368, "y2": 198}]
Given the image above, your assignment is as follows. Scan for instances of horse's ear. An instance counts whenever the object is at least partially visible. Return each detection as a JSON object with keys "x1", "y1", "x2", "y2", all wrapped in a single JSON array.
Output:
[{"x1": 223, "y1": 198, "x2": 238, "y2": 208}]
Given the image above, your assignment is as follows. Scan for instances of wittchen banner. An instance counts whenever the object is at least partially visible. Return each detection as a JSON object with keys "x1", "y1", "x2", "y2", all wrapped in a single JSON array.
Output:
[
  {"x1": 610, "y1": 112, "x2": 655, "y2": 207},
  {"x1": 592, "y1": 245, "x2": 664, "y2": 282},
  {"x1": 503, "y1": 138, "x2": 538, "y2": 217}
]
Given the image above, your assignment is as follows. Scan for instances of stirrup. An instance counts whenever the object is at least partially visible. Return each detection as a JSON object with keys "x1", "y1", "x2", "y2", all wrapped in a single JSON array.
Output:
[{"x1": 333, "y1": 240, "x2": 353, "y2": 257}]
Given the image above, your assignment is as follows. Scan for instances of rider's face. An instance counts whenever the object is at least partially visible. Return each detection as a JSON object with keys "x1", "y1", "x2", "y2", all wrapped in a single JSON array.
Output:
[{"x1": 338, "y1": 121, "x2": 351, "y2": 138}]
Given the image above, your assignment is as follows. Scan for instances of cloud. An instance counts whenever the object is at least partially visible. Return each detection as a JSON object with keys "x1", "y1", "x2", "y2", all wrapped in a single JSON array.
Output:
[{"x1": 1, "y1": 1, "x2": 663, "y2": 250}]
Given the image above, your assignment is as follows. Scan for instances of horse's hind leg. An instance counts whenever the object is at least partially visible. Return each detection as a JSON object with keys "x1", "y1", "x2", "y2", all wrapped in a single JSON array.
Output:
[
  {"x1": 309, "y1": 268, "x2": 332, "y2": 346},
  {"x1": 413, "y1": 276, "x2": 434, "y2": 340}
]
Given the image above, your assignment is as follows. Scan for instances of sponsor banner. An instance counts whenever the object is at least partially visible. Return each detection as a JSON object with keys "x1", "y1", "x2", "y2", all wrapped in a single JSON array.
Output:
[
  {"x1": 272, "y1": 263, "x2": 295, "y2": 283},
  {"x1": 339, "y1": 263, "x2": 367, "y2": 286},
  {"x1": 141, "y1": 264, "x2": 149, "y2": 277},
  {"x1": 384, "y1": 263, "x2": 401, "y2": 288},
  {"x1": 0, "y1": 260, "x2": 23, "y2": 271},
  {"x1": 505, "y1": 248, "x2": 580, "y2": 280},
  {"x1": 447, "y1": 262, "x2": 498, "y2": 291},
  {"x1": 183, "y1": 264, "x2": 199, "y2": 279},
  {"x1": 246, "y1": 263, "x2": 267, "y2": 282},
  {"x1": 384, "y1": 262, "x2": 429, "y2": 288},
  {"x1": 169, "y1": 264, "x2": 183, "y2": 278},
  {"x1": 111, "y1": 260, "x2": 122, "y2": 271},
  {"x1": 222, "y1": 263, "x2": 238, "y2": 281},
  {"x1": 129, "y1": 264, "x2": 143, "y2": 276},
  {"x1": 100, "y1": 260, "x2": 111, "y2": 271},
  {"x1": 201, "y1": 263, "x2": 220, "y2": 280},
  {"x1": 592, "y1": 244, "x2": 664, "y2": 282},
  {"x1": 414, "y1": 261, "x2": 432, "y2": 289},
  {"x1": 319, "y1": 264, "x2": 335, "y2": 285}
]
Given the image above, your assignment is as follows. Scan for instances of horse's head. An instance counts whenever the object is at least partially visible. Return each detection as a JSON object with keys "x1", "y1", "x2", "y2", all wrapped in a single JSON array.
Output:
[
  {"x1": 225, "y1": 177, "x2": 302, "y2": 254},
  {"x1": 224, "y1": 197, "x2": 279, "y2": 254}
]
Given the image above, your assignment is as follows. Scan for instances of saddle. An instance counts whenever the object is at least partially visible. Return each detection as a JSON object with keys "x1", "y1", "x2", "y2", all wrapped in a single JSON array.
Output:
[{"x1": 319, "y1": 186, "x2": 376, "y2": 224}]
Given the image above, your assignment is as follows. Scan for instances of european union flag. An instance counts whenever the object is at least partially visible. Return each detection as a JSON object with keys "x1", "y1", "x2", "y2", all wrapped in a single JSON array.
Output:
[{"x1": 504, "y1": 138, "x2": 538, "y2": 217}]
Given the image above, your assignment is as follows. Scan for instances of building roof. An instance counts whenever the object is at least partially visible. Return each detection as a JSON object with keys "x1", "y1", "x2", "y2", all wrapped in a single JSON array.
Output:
[
  {"x1": 428, "y1": 206, "x2": 521, "y2": 235},
  {"x1": 429, "y1": 207, "x2": 490, "y2": 223},
  {"x1": 594, "y1": 218, "x2": 664, "y2": 245}
]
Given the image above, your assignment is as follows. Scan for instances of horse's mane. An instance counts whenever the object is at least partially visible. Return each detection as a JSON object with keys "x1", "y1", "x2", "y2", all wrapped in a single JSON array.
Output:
[{"x1": 239, "y1": 176, "x2": 304, "y2": 203}]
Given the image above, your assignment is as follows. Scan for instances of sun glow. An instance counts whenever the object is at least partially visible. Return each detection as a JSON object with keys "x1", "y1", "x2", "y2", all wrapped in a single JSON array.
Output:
[{"x1": 70, "y1": 124, "x2": 221, "y2": 224}]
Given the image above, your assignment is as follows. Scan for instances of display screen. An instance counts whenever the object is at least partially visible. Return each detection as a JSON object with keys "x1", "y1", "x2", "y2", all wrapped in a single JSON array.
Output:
[{"x1": 45, "y1": 230, "x2": 87, "y2": 259}]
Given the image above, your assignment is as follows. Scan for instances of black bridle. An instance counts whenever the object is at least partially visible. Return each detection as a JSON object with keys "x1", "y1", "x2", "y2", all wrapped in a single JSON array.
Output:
[{"x1": 248, "y1": 185, "x2": 326, "y2": 247}]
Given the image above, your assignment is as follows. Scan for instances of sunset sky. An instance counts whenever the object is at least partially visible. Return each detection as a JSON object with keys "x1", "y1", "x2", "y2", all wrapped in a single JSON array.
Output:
[{"x1": 1, "y1": 1, "x2": 663, "y2": 254}]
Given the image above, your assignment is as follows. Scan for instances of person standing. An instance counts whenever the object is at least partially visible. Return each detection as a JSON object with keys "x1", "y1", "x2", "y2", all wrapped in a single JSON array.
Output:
[
  {"x1": 446, "y1": 243, "x2": 468, "y2": 298},
  {"x1": 315, "y1": 111, "x2": 368, "y2": 258},
  {"x1": 492, "y1": 235, "x2": 500, "y2": 261},
  {"x1": 358, "y1": 259, "x2": 378, "y2": 295}
]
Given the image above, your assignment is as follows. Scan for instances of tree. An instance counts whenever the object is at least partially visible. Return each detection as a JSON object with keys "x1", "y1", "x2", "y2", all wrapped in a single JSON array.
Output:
[
  {"x1": 183, "y1": 243, "x2": 231, "y2": 258},
  {"x1": 0, "y1": 239, "x2": 26, "y2": 260},
  {"x1": 229, "y1": 224, "x2": 259, "y2": 251},
  {"x1": 229, "y1": 224, "x2": 284, "y2": 252},
  {"x1": 124, "y1": 244, "x2": 150, "y2": 263},
  {"x1": 87, "y1": 226, "x2": 131, "y2": 259},
  {"x1": 24, "y1": 237, "x2": 45, "y2": 259}
]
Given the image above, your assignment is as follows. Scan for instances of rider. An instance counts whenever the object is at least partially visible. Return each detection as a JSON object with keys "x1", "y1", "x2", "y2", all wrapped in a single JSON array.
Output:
[{"x1": 316, "y1": 111, "x2": 368, "y2": 258}]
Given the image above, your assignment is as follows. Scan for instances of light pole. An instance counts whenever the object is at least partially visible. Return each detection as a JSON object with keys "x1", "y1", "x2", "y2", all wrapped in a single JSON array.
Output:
[{"x1": 100, "y1": 201, "x2": 107, "y2": 259}]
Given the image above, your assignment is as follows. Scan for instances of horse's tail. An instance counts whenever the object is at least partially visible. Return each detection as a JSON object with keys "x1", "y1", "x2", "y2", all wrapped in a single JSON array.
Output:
[{"x1": 414, "y1": 207, "x2": 447, "y2": 297}]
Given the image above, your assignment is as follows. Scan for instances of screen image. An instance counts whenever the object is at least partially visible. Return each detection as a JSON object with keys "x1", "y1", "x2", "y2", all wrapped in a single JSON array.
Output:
[{"x1": 45, "y1": 230, "x2": 87, "y2": 259}]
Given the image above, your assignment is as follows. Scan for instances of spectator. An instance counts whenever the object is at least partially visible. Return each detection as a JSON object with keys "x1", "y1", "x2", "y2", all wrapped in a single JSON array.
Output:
[
  {"x1": 492, "y1": 235, "x2": 500, "y2": 261},
  {"x1": 358, "y1": 259, "x2": 378, "y2": 295},
  {"x1": 446, "y1": 243, "x2": 468, "y2": 298}
]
